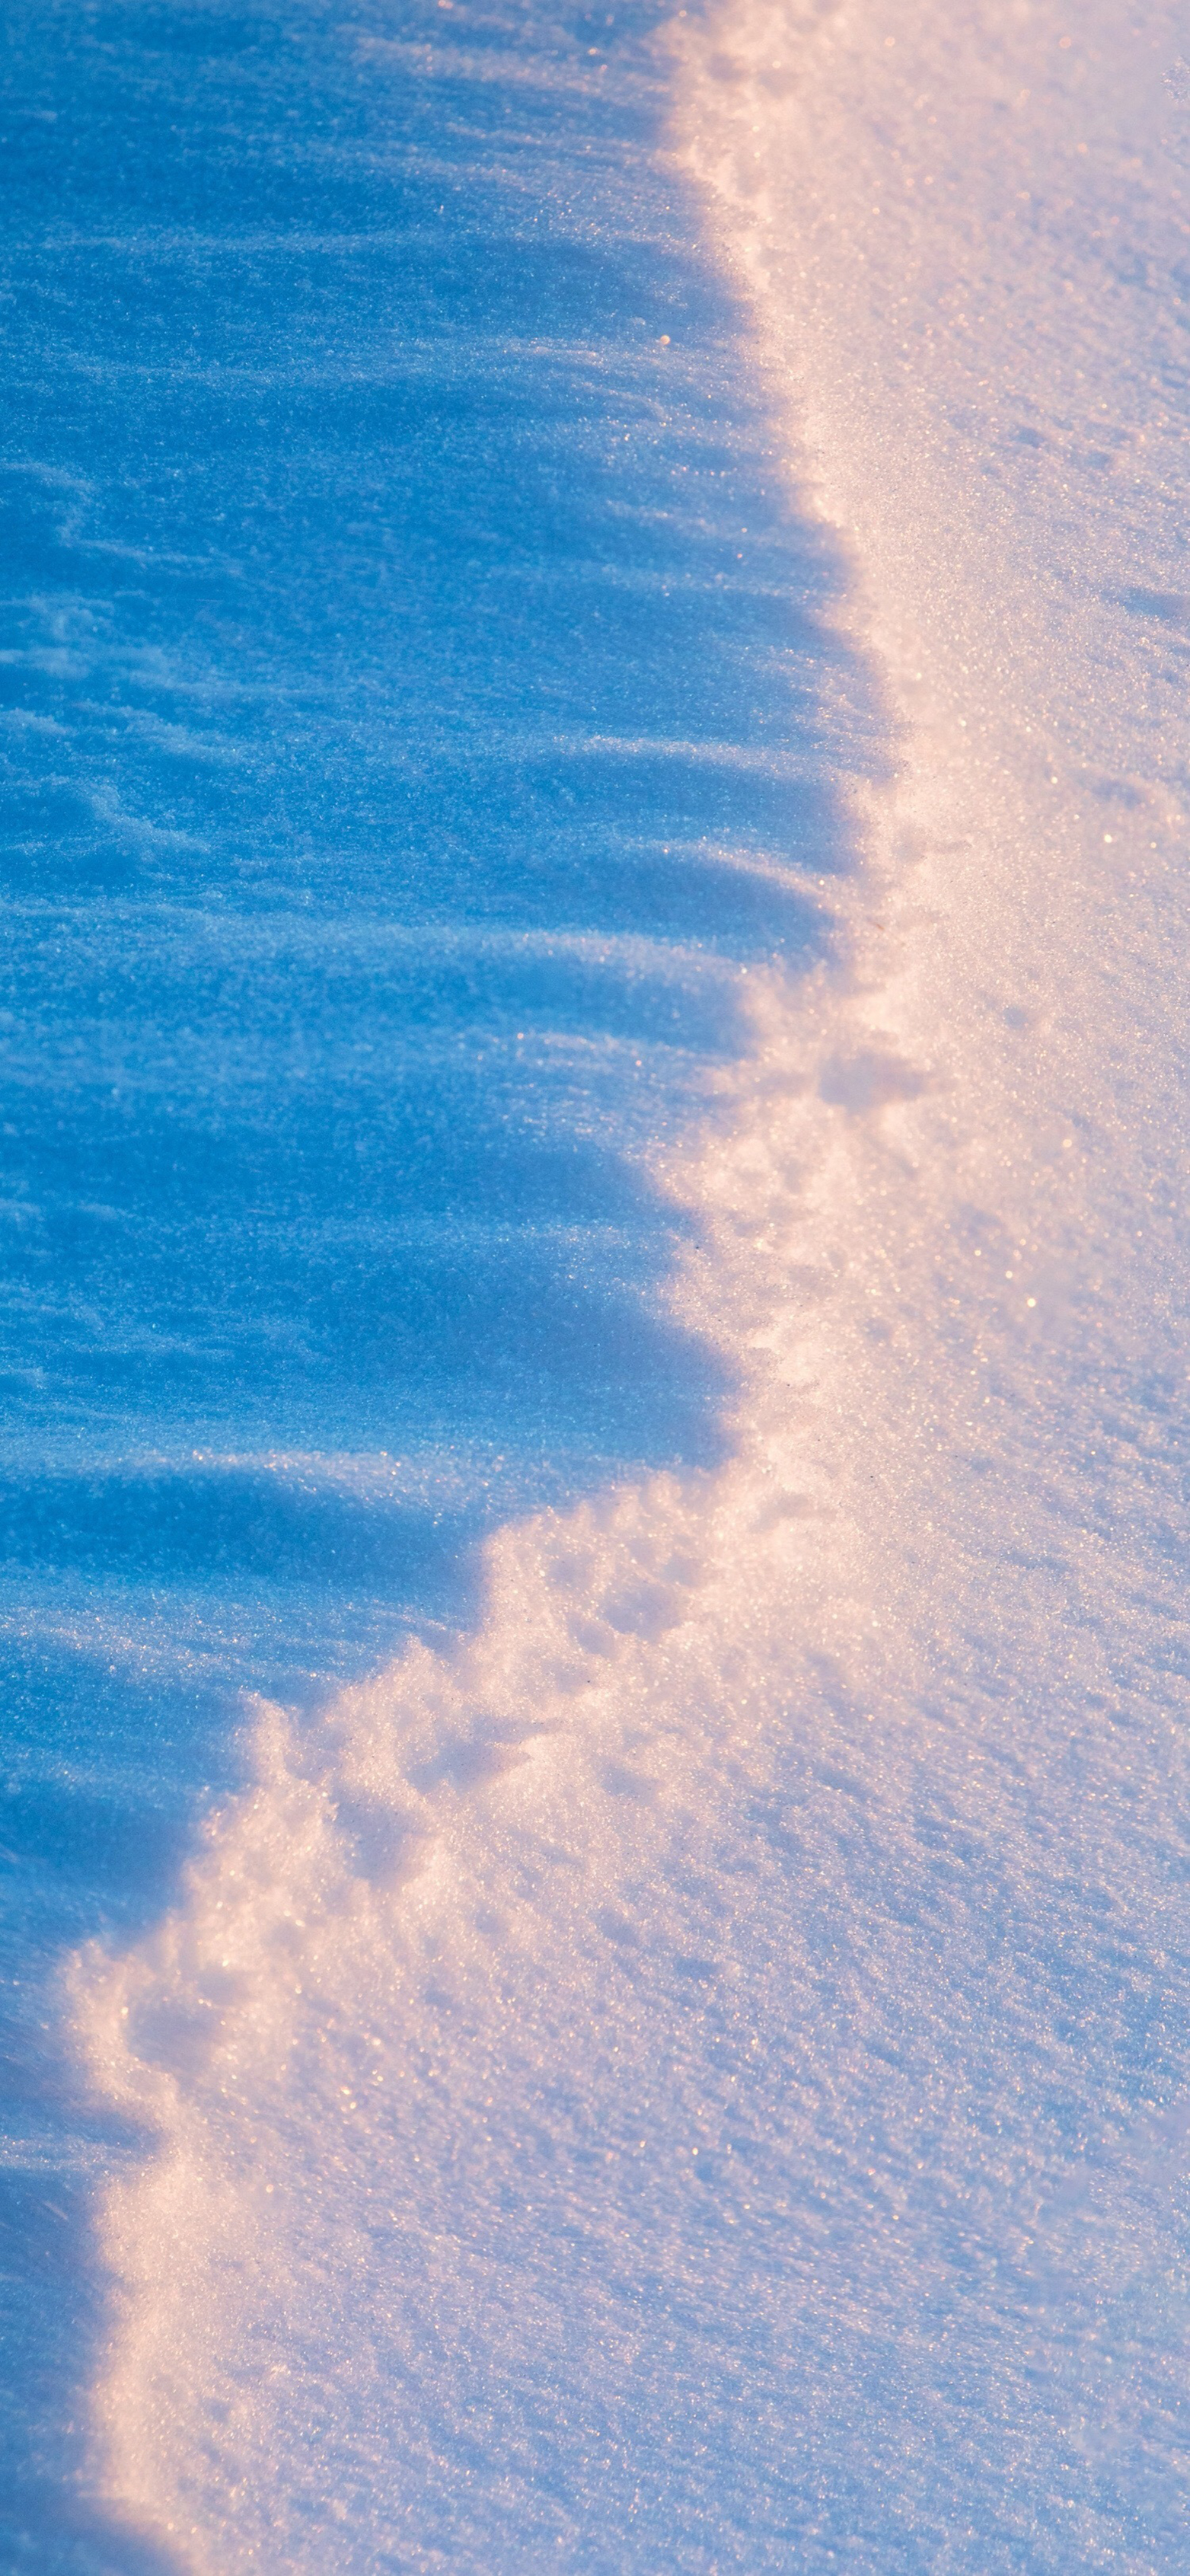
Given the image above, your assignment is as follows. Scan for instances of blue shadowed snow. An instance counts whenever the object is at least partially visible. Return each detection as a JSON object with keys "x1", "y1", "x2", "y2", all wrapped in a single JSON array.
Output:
[{"x1": 0, "y1": 2, "x2": 873, "y2": 2556}]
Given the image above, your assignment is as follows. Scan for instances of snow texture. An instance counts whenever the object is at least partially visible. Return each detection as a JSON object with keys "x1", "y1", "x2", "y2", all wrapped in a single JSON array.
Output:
[{"x1": 3, "y1": 0, "x2": 1190, "y2": 2568}]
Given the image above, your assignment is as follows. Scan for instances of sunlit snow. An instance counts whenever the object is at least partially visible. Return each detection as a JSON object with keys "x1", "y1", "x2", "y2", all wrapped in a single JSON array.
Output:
[{"x1": 3, "y1": 1, "x2": 1190, "y2": 2569}]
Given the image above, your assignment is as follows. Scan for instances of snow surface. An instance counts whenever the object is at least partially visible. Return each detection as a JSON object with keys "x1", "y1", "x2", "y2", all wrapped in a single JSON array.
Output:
[{"x1": 4, "y1": 0, "x2": 1190, "y2": 2568}]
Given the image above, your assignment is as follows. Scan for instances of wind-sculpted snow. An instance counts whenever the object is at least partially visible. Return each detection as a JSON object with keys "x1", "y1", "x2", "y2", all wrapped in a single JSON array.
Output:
[
  {"x1": 8, "y1": 0, "x2": 1190, "y2": 2566},
  {"x1": 78, "y1": 931, "x2": 1190, "y2": 2568},
  {"x1": 0, "y1": 1, "x2": 868, "y2": 2561}
]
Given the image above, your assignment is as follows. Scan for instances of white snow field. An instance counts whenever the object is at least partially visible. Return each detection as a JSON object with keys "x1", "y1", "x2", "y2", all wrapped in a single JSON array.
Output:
[{"x1": 46, "y1": 0, "x2": 1190, "y2": 2568}]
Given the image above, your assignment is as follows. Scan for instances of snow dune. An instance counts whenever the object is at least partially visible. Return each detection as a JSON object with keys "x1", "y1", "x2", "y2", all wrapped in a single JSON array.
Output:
[
  {"x1": 12, "y1": 0, "x2": 1190, "y2": 2565},
  {"x1": 2, "y1": 2, "x2": 860, "y2": 2559}
]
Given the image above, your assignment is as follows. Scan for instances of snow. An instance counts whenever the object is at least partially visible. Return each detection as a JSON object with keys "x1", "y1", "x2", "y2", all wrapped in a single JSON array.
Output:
[{"x1": 4, "y1": 0, "x2": 1190, "y2": 2568}]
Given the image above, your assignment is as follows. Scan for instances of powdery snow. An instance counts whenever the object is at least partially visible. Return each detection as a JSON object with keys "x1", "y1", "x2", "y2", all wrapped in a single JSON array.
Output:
[{"x1": 69, "y1": 4, "x2": 1190, "y2": 2568}]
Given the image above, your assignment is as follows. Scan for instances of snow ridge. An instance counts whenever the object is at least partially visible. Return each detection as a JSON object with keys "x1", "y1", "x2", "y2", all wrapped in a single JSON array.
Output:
[{"x1": 74, "y1": 3, "x2": 1190, "y2": 2567}]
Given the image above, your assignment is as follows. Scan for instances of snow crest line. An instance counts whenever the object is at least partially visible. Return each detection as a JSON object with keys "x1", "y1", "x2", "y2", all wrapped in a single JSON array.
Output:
[
  {"x1": 75, "y1": 927, "x2": 936, "y2": 2562},
  {"x1": 73, "y1": 1, "x2": 1190, "y2": 2565}
]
